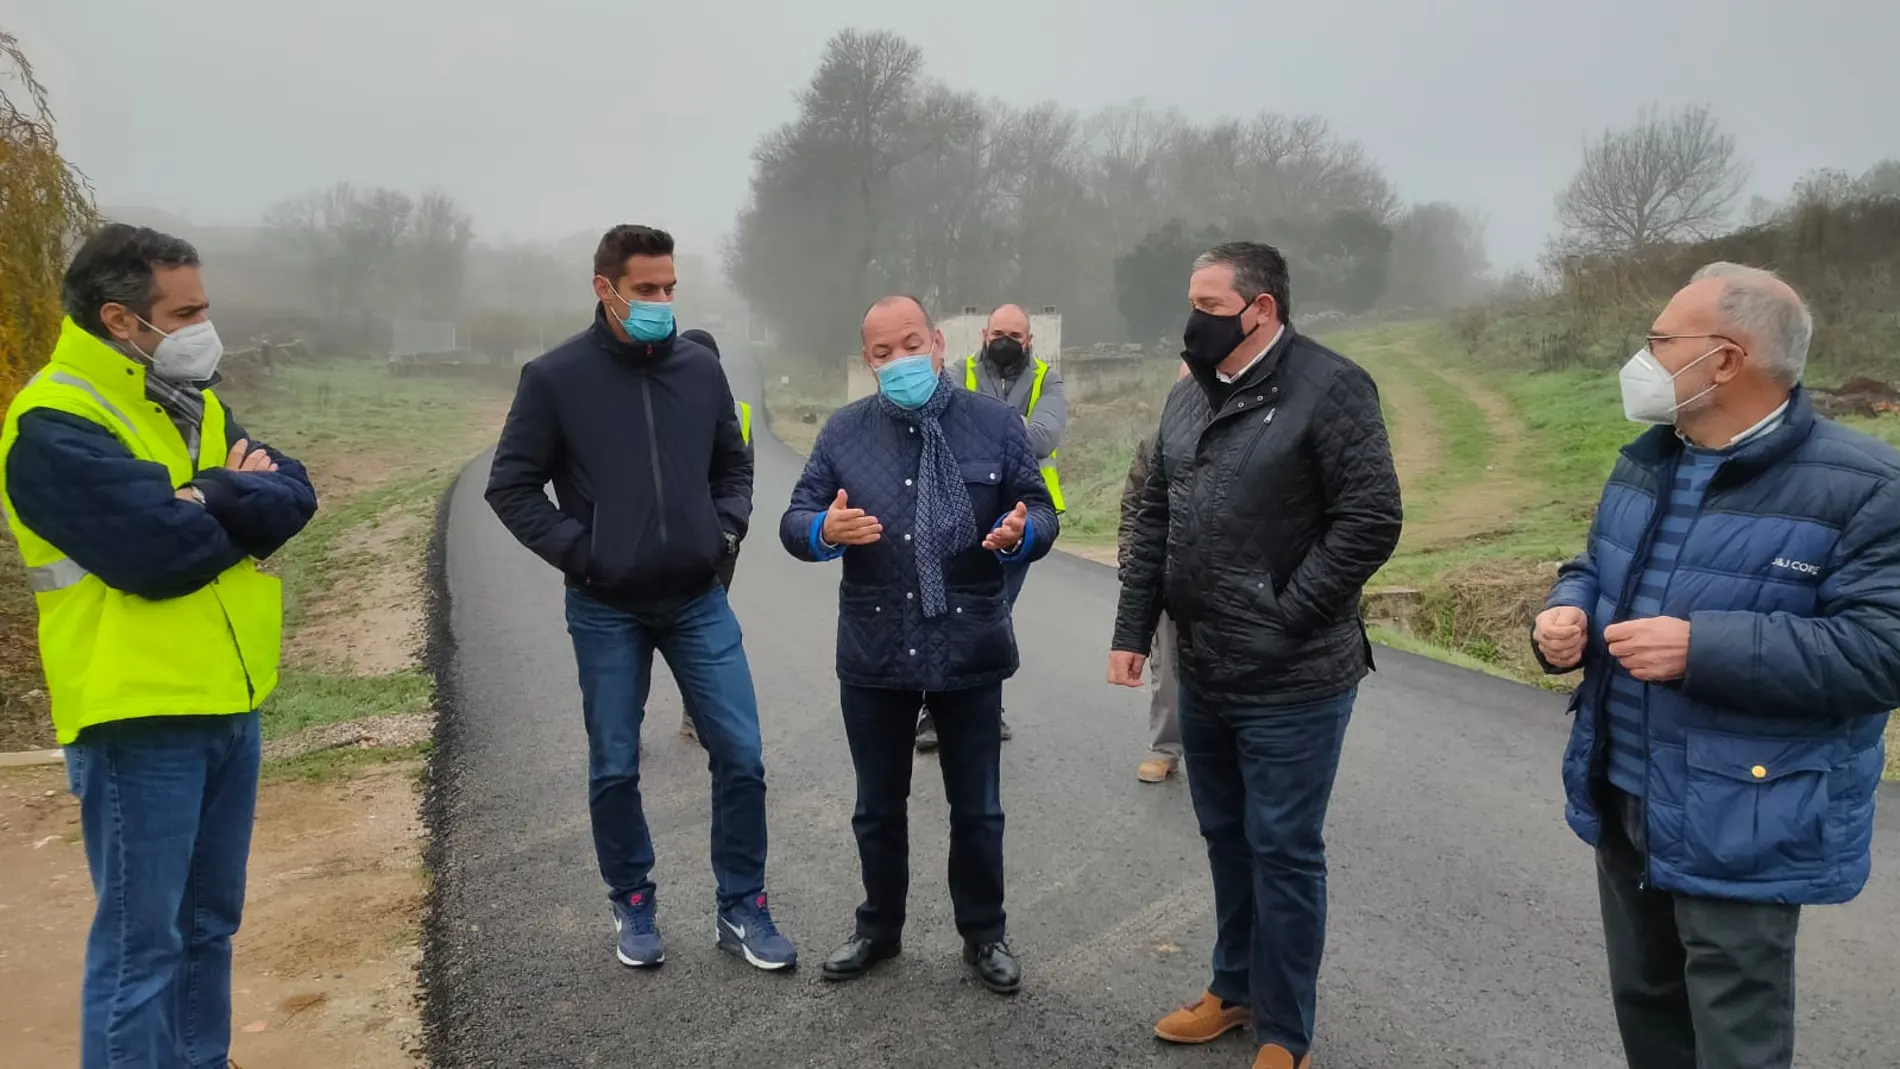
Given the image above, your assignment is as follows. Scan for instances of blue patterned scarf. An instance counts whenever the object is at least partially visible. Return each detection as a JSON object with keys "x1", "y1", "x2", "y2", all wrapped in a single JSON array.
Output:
[{"x1": 879, "y1": 372, "x2": 976, "y2": 617}]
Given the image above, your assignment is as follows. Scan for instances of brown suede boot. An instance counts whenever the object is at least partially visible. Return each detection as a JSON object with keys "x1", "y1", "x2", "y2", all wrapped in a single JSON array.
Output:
[
  {"x1": 1252, "y1": 1043, "x2": 1312, "y2": 1069},
  {"x1": 1154, "y1": 991, "x2": 1249, "y2": 1044}
]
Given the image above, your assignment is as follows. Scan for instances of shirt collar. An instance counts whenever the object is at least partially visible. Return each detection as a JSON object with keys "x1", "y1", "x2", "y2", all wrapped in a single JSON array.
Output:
[
  {"x1": 1216, "y1": 325, "x2": 1285, "y2": 384},
  {"x1": 1681, "y1": 399, "x2": 1789, "y2": 452}
]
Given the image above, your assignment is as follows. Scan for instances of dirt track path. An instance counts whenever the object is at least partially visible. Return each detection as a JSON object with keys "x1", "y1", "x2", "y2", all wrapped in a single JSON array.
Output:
[{"x1": 1352, "y1": 329, "x2": 1538, "y2": 553}]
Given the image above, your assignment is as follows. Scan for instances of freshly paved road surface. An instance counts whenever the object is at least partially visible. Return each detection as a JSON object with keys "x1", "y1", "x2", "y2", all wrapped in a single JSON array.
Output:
[{"x1": 424, "y1": 345, "x2": 1900, "y2": 1068}]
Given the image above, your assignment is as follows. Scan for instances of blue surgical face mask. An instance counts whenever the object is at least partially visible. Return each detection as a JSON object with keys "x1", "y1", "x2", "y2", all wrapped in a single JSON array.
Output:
[
  {"x1": 608, "y1": 290, "x2": 675, "y2": 343},
  {"x1": 876, "y1": 353, "x2": 940, "y2": 409}
]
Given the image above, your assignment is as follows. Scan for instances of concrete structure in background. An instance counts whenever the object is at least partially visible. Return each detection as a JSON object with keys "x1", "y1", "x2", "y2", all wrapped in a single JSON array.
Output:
[
  {"x1": 938, "y1": 305, "x2": 1063, "y2": 367},
  {"x1": 844, "y1": 306, "x2": 1070, "y2": 404}
]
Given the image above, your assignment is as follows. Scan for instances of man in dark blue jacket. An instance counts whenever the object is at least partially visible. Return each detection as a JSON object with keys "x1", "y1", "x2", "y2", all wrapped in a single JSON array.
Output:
[
  {"x1": 486, "y1": 224, "x2": 796, "y2": 974},
  {"x1": 1533, "y1": 263, "x2": 1900, "y2": 1069},
  {"x1": 781, "y1": 294, "x2": 1057, "y2": 995}
]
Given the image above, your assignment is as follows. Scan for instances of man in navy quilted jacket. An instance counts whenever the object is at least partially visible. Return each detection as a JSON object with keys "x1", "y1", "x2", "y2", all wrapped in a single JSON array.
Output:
[
  {"x1": 780, "y1": 294, "x2": 1058, "y2": 996},
  {"x1": 1533, "y1": 263, "x2": 1900, "y2": 1069}
]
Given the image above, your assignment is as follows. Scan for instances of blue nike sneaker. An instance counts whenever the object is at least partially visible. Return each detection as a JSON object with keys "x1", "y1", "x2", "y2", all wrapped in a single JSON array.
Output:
[
  {"x1": 716, "y1": 892, "x2": 797, "y2": 971},
  {"x1": 611, "y1": 890, "x2": 664, "y2": 968}
]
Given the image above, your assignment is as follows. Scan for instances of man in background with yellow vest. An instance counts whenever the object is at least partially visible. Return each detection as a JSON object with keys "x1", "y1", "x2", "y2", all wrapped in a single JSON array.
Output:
[
  {"x1": 916, "y1": 303, "x2": 1067, "y2": 751},
  {"x1": 1, "y1": 224, "x2": 317, "y2": 1068},
  {"x1": 675, "y1": 327, "x2": 751, "y2": 745}
]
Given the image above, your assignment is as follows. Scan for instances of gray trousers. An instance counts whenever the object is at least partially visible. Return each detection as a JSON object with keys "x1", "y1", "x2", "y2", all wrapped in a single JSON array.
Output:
[
  {"x1": 1597, "y1": 787, "x2": 1801, "y2": 1069},
  {"x1": 1147, "y1": 612, "x2": 1181, "y2": 758}
]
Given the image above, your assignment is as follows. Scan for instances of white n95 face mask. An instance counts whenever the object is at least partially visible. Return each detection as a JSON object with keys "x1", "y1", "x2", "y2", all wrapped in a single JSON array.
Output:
[
  {"x1": 136, "y1": 318, "x2": 226, "y2": 383},
  {"x1": 1618, "y1": 344, "x2": 1720, "y2": 425}
]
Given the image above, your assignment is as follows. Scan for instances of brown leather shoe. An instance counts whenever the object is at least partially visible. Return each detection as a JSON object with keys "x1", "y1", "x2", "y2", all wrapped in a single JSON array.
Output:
[
  {"x1": 1154, "y1": 991, "x2": 1249, "y2": 1044},
  {"x1": 1252, "y1": 1043, "x2": 1312, "y2": 1069},
  {"x1": 1136, "y1": 756, "x2": 1178, "y2": 783}
]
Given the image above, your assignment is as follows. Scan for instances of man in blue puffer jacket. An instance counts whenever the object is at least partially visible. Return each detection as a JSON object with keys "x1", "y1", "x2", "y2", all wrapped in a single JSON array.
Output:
[
  {"x1": 1532, "y1": 263, "x2": 1900, "y2": 1069},
  {"x1": 781, "y1": 294, "x2": 1057, "y2": 997}
]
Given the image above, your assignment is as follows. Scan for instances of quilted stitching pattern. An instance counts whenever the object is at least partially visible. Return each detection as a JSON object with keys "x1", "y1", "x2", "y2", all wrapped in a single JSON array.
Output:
[
  {"x1": 781, "y1": 389, "x2": 1058, "y2": 691},
  {"x1": 1113, "y1": 331, "x2": 1402, "y2": 705}
]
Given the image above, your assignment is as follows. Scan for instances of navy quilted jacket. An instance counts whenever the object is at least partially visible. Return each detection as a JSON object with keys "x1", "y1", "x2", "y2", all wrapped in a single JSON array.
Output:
[
  {"x1": 780, "y1": 387, "x2": 1058, "y2": 692},
  {"x1": 1544, "y1": 388, "x2": 1899, "y2": 905}
]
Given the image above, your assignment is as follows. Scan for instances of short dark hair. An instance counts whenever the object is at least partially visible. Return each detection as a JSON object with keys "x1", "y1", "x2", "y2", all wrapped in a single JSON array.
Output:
[
  {"x1": 62, "y1": 223, "x2": 201, "y2": 337},
  {"x1": 1194, "y1": 241, "x2": 1292, "y2": 322},
  {"x1": 593, "y1": 224, "x2": 675, "y2": 281},
  {"x1": 680, "y1": 328, "x2": 720, "y2": 358}
]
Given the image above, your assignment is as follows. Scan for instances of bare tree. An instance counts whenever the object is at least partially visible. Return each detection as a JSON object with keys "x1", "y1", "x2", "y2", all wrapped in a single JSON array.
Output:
[{"x1": 1555, "y1": 104, "x2": 1749, "y2": 254}]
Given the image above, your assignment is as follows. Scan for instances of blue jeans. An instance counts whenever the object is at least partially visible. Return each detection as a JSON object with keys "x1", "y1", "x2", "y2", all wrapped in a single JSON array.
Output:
[
  {"x1": 1180, "y1": 685, "x2": 1356, "y2": 1057},
  {"x1": 65, "y1": 712, "x2": 261, "y2": 1069},
  {"x1": 565, "y1": 586, "x2": 767, "y2": 910}
]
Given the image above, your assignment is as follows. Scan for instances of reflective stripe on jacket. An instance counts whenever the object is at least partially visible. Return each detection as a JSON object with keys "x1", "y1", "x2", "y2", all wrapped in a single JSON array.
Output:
[{"x1": 0, "y1": 319, "x2": 284, "y2": 744}]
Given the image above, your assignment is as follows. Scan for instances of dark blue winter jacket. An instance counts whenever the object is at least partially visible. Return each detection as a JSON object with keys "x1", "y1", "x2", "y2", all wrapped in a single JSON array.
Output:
[
  {"x1": 486, "y1": 307, "x2": 751, "y2": 614},
  {"x1": 1544, "y1": 388, "x2": 1898, "y2": 905},
  {"x1": 780, "y1": 387, "x2": 1058, "y2": 692}
]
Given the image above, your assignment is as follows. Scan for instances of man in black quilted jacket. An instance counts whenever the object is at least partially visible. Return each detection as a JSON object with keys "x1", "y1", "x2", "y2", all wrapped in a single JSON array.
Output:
[{"x1": 1108, "y1": 242, "x2": 1401, "y2": 1069}]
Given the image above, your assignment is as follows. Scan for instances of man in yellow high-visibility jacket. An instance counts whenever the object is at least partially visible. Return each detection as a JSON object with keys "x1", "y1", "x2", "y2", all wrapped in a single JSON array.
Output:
[
  {"x1": 0, "y1": 224, "x2": 317, "y2": 1068},
  {"x1": 914, "y1": 303, "x2": 1066, "y2": 751}
]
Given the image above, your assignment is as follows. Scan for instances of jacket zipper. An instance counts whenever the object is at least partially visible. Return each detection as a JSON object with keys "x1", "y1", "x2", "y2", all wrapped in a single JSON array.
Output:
[
  {"x1": 210, "y1": 580, "x2": 257, "y2": 706},
  {"x1": 639, "y1": 374, "x2": 667, "y2": 548},
  {"x1": 1607, "y1": 453, "x2": 1681, "y2": 890}
]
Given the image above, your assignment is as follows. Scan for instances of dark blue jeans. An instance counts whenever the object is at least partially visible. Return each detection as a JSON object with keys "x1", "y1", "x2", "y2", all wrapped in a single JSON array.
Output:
[
  {"x1": 841, "y1": 683, "x2": 1007, "y2": 944},
  {"x1": 565, "y1": 586, "x2": 767, "y2": 910},
  {"x1": 1180, "y1": 685, "x2": 1356, "y2": 1057},
  {"x1": 65, "y1": 712, "x2": 261, "y2": 1069}
]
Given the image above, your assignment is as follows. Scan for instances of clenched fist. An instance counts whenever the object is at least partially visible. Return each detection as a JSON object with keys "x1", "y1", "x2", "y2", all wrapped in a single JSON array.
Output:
[
  {"x1": 1604, "y1": 617, "x2": 1690, "y2": 683},
  {"x1": 1533, "y1": 606, "x2": 1588, "y2": 670},
  {"x1": 821, "y1": 489, "x2": 883, "y2": 547},
  {"x1": 1107, "y1": 650, "x2": 1147, "y2": 688}
]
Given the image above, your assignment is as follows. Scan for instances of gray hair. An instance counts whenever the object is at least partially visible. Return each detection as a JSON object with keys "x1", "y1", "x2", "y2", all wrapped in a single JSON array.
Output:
[{"x1": 1690, "y1": 262, "x2": 1813, "y2": 387}]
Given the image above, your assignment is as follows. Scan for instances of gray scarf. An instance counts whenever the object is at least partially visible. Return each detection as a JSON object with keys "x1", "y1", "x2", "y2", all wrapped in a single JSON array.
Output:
[{"x1": 878, "y1": 373, "x2": 977, "y2": 617}]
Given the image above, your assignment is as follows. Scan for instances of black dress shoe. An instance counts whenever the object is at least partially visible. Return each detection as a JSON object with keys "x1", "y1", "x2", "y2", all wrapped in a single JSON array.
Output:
[
  {"x1": 963, "y1": 940, "x2": 1021, "y2": 995},
  {"x1": 820, "y1": 935, "x2": 901, "y2": 982}
]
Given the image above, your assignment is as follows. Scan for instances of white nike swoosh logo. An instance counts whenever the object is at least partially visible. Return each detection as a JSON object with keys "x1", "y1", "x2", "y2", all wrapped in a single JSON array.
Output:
[{"x1": 725, "y1": 919, "x2": 746, "y2": 939}]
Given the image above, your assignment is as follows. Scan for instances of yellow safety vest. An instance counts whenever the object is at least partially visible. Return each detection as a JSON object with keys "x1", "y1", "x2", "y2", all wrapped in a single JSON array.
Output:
[
  {"x1": 737, "y1": 400, "x2": 753, "y2": 446},
  {"x1": 0, "y1": 319, "x2": 284, "y2": 744},
  {"x1": 964, "y1": 355, "x2": 1065, "y2": 513}
]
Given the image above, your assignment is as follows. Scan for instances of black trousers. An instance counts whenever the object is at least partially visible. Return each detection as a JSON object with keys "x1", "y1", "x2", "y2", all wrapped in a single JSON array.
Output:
[
  {"x1": 840, "y1": 682, "x2": 1006, "y2": 944},
  {"x1": 1597, "y1": 787, "x2": 1801, "y2": 1069}
]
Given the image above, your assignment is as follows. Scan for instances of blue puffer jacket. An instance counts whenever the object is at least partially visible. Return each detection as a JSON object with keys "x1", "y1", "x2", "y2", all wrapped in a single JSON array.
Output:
[
  {"x1": 780, "y1": 386, "x2": 1058, "y2": 692},
  {"x1": 1544, "y1": 388, "x2": 1899, "y2": 905}
]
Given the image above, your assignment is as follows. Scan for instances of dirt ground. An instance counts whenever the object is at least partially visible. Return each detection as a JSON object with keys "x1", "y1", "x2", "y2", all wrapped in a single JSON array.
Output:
[{"x1": 0, "y1": 760, "x2": 427, "y2": 1068}]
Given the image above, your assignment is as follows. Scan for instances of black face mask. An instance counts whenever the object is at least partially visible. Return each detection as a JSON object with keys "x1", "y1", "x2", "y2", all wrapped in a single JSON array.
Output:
[
  {"x1": 985, "y1": 337, "x2": 1028, "y2": 373},
  {"x1": 1182, "y1": 306, "x2": 1260, "y2": 371}
]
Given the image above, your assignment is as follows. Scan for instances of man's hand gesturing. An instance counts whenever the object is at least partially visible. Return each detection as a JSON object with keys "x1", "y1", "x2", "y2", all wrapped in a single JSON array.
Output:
[
  {"x1": 1533, "y1": 606, "x2": 1588, "y2": 670},
  {"x1": 821, "y1": 489, "x2": 882, "y2": 547}
]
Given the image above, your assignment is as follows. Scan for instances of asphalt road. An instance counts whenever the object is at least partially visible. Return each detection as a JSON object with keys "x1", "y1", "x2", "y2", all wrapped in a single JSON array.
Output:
[{"x1": 422, "y1": 345, "x2": 1900, "y2": 1069}]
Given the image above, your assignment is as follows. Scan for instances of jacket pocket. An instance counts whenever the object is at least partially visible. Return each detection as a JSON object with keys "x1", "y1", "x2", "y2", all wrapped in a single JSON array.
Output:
[
  {"x1": 1243, "y1": 571, "x2": 1301, "y2": 661},
  {"x1": 942, "y1": 588, "x2": 1014, "y2": 677},
  {"x1": 837, "y1": 584, "x2": 898, "y2": 680},
  {"x1": 959, "y1": 456, "x2": 1005, "y2": 530},
  {"x1": 1682, "y1": 730, "x2": 1832, "y2": 880}
]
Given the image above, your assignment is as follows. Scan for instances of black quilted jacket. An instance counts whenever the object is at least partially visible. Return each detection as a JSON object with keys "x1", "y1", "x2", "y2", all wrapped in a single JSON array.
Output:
[{"x1": 1112, "y1": 328, "x2": 1403, "y2": 705}]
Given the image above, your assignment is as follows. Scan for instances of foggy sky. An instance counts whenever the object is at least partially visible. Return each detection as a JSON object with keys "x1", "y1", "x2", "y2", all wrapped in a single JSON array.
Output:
[{"x1": 12, "y1": 0, "x2": 1898, "y2": 271}]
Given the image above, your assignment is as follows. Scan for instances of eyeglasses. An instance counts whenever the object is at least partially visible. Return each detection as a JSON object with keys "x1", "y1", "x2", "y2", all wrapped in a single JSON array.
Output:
[{"x1": 1646, "y1": 332, "x2": 1739, "y2": 350}]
